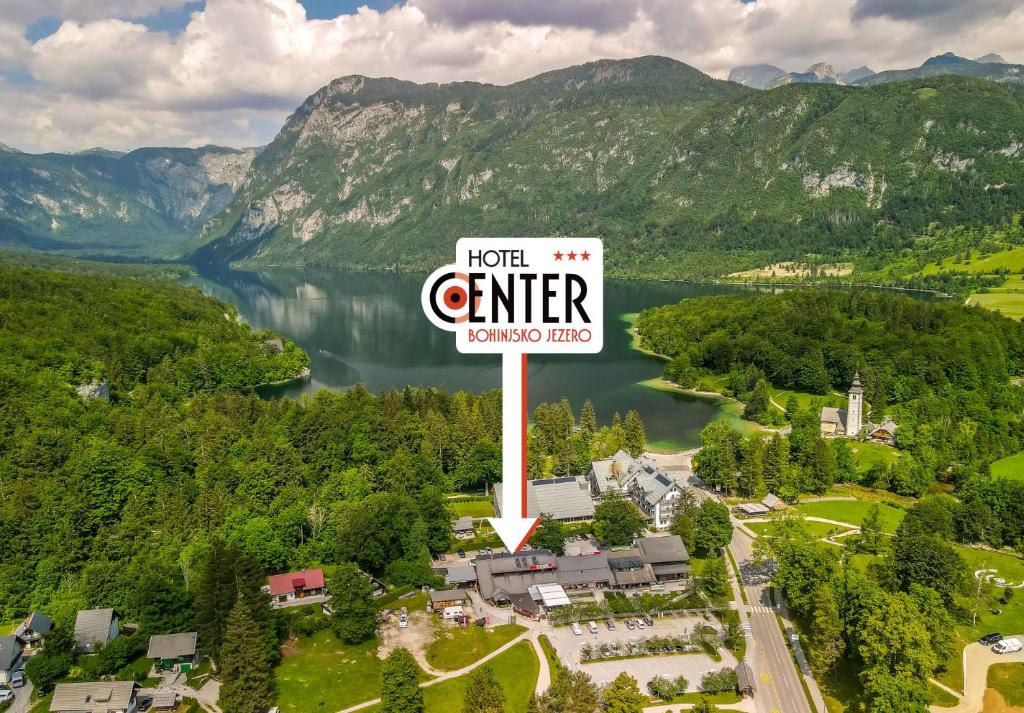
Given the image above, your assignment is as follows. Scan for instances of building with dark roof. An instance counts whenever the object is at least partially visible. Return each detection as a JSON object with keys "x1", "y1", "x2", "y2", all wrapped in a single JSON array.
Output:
[
  {"x1": 74, "y1": 609, "x2": 120, "y2": 654},
  {"x1": 606, "y1": 551, "x2": 657, "y2": 588},
  {"x1": 147, "y1": 633, "x2": 198, "y2": 672},
  {"x1": 51, "y1": 682, "x2": 137, "y2": 713},
  {"x1": 474, "y1": 551, "x2": 559, "y2": 602},
  {"x1": 0, "y1": 635, "x2": 23, "y2": 686},
  {"x1": 635, "y1": 535, "x2": 692, "y2": 581},
  {"x1": 15, "y1": 612, "x2": 52, "y2": 647},
  {"x1": 736, "y1": 662, "x2": 755, "y2": 697}
]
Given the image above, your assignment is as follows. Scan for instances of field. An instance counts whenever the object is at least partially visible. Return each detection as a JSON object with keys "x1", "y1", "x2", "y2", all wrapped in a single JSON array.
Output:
[
  {"x1": 987, "y1": 663, "x2": 1024, "y2": 706},
  {"x1": 921, "y1": 248, "x2": 1024, "y2": 275},
  {"x1": 793, "y1": 499, "x2": 906, "y2": 533},
  {"x1": 274, "y1": 629, "x2": 389, "y2": 713},
  {"x1": 990, "y1": 450, "x2": 1024, "y2": 481},
  {"x1": 847, "y1": 441, "x2": 901, "y2": 475},
  {"x1": 968, "y1": 289, "x2": 1024, "y2": 321},
  {"x1": 929, "y1": 682, "x2": 960, "y2": 708},
  {"x1": 425, "y1": 624, "x2": 525, "y2": 671},
  {"x1": 448, "y1": 498, "x2": 495, "y2": 518},
  {"x1": 362, "y1": 641, "x2": 540, "y2": 713}
]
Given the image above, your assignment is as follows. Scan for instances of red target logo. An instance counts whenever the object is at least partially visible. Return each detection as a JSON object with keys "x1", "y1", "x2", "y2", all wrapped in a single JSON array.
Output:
[{"x1": 427, "y1": 271, "x2": 475, "y2": 324}]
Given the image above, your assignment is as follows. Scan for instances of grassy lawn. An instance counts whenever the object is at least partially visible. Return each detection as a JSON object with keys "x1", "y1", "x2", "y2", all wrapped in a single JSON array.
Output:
[
  {"x1": 425, "y1": 623, "x2": 525, "y2": 672},
  {"x1": 847, "y1": 441, "x2": 901, "y2": 475},
  {"x1": 987, "y1": 663, "x2": 1024, "y2": 706},
  {"x1": 929, "y1": 682, "x2": 960, "y2": 708},
  {"x1": 794, "y1": 500, "x2": 906, "y2": 534},
  {"x1": 747, "y1": 519, "x2": 854, "y2": 539},
  {"x1": 363, "y1": 641, "x2": 539, "y2": 713},
  {"x1": 274, "y1": 629, "x2": 389, "y2": 713},
  {"x1": 819, "y1": 656, "x2": 865, "y2": 713},
  {"x1": 990, "y1": 450, "x2": 1024, "y2": 481},
  {"x1": 184, "y1": 659, "x2": 214, "y2": 688},
  {"x1": 937, "y1": 547, "x2": 1024, "y2": 691},
  {"x1": 768, "y1": 385, "x2": 833, "y2": 411},
  {"x1": 448, "y1": 498, "x2": 495, "y2": 518},
  {"x1": 968, "y1": 290, "x2": 1024, "y2": 320}
]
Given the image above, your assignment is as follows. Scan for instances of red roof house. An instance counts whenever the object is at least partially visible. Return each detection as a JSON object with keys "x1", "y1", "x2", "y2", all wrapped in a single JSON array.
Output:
[{"x1": 267, "y1": 568, "x2": 327, "y2": 606}]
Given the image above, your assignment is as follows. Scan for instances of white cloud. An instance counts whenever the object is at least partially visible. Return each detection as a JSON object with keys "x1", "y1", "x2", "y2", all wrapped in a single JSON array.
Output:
[{"x1": 0, "y1": 0, "x2": 1022, "y2": 152}]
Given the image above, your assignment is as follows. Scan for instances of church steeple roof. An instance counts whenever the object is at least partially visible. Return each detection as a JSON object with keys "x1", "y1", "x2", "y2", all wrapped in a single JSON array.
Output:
[{"x1": 849, "y1": 372, "x2": 864, "y2": 394}]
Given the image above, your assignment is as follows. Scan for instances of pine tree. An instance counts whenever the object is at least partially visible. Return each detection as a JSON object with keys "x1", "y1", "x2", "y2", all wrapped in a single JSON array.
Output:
[
  {"x1": 330, "y1": 562, "x2": 378, "y2": 643},
  {"x1": 381, "y1": 648, "x2": 424, "y2": 713},
  {"x1": 462, "y1": 666, "x2": 505, "y2": 713},
  {"x1": 194, "y1": 538, "x2": 237, "y2": 660},
  {"x1": 601, "y1": 673, "x2": 644, "y2": 713},
  {"x1": 219, "y1": 599, "x2": 273, "y2": 713},
  {"x1": 623, "y1": 410, "x2": 646, "y2": 457},
  {"x1": 580, "y1": 400, "x2": 597, "y2": 436}
]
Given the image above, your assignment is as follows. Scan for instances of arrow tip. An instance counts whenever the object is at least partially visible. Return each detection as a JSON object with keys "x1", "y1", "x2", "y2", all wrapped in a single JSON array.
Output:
[{"x1": 487, "y1": 516, "x2": 541, "y2": 553}]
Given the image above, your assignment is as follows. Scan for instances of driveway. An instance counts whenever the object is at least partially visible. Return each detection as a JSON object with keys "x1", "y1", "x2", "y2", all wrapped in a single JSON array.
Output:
[
  {"x1": 7, "y1": 679, "x2": 34, "y2": 713},
  {"x1": 929, "y1": 637, "x2": 1024, "y2": 713}
]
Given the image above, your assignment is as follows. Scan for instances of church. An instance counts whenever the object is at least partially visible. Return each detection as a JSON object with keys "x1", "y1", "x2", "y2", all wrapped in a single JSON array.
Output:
[{"x1": 819, "y1": 373, "x2": 898, "y2": 445}]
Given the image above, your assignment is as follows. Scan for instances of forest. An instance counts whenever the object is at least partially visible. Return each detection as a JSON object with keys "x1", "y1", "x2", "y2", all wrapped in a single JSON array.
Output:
[{"x1": 636, "y1": 289, "x2": 1024, "y2": 482}]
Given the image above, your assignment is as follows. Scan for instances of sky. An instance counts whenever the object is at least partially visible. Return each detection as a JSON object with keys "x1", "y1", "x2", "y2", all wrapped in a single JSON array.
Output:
[{"x1": 0, "y1": 0, "x2": 1021, "y2": 153}]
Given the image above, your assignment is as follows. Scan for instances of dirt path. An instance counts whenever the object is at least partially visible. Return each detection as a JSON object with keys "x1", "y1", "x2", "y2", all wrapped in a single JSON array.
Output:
[{"x1": 376, "y1": 609, "x2": 445, "y2": 676}]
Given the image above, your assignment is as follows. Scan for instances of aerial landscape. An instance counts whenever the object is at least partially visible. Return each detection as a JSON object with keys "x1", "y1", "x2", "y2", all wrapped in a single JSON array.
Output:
[{"x1": 2, "y1": 1, "x2": 1024, "y2": 713}]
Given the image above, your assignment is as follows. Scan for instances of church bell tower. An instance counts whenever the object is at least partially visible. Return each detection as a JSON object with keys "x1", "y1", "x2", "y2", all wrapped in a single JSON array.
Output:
[{"x1": 847, "y1": 372, "x2": 864, "y2": 436}]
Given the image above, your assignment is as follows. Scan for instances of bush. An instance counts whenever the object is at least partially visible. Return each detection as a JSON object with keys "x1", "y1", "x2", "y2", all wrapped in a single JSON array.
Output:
[
  {"x1": 700, "y1": 668, "x2": 738, "y2": 694},
  {"x1": 648, "y1": 674, "x2": 689, "y2": 701}
]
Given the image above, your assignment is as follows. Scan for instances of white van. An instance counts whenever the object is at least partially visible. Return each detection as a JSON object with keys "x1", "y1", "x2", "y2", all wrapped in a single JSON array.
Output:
[
  {"x1": 993, "y1": 637, "x2": 1022, "y2": 654},
  {"x1": 442, "y1": 606, "x2": 464, "y2": 621},
  {"x1": 586, "y1": 621, "x2": 599, "y2": 635}
]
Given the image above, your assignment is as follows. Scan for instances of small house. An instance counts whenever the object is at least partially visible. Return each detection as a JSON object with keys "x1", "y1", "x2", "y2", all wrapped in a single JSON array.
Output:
[
  {"x1": 15, "y1": 612, "x2": 52, "y2": 648},
  {"x1": 146, "y1": 632, "x2": 198, "y2": 672},
  {"x1": 0, "y1": 635, "x2": 23, "y2": 686},
  {"x1": 868, "y1": 420, "x2": 898, "y2": 447},
  {"x1": 267, "y1": 568, "x2": 328, "y2": 608},
  {"x1": 444, "y1": 564, "x2": 479, "y2": 588},
  {"x1": 429, "y1": 589, "x2": 470, "y2": 613},
  {"x1": 636, "y1": 535, "x2": 692, "y2": 582},
  {"x1": 761, "y1": 493, "x2": 786, "y2": 511},
  {"x1": 453, "y1": 516, "x2": 475, "y2": 539},
  {"x1": 51, "y1": 682, "x2": 138, "y2": 713},
  {"x1": 736, "y1": 662, "x2": 755, "y2": 697},
  {"x1": 74, "y1": 608, "x2": 120, "y2": 654}
]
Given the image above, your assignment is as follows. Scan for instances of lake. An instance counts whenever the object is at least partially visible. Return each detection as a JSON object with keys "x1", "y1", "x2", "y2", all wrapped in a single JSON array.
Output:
[{"x1": 189, "y1": 268, "x2": 755, "y2": 450}]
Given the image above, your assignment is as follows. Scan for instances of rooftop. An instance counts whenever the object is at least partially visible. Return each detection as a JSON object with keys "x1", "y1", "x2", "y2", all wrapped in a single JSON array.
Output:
[
  {"x1": 429, "y1": 589, "x2": 469, "y2": 603},
  {"x1": 146, "y1": 632, "x2": 197, "y2": 660},
  {"x1": 51, "y1": 682, "x2": 137, "y2": 713},
  {"x1": 74, "y1": 608, "x2": 116, "y2": 647},
  {"x1": 495, "y1": 477, "x2": 595, "y2": 521},
  {"x1": 635, "y1": 535, "x2": 689, "y2": 564},
  {"x1": 453, "y1": 516, "x2": 474, "y2": 531},
  {"x1": 267, "y1": 568, "x2": 325, "y2": 597},
  {"x1": 0, "y1": 635, "x2": 22, "y2": 671}
]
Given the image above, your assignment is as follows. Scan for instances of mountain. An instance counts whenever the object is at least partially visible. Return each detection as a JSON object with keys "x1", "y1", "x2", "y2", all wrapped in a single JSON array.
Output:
[
  {"x1": 854, "y1": 52, "x2": 1024, "y2": 86},
  {"x1": 187, "y1": 58, "x2": 1024, "y2": 278},
  {"x1": 976, "y1": 53, "x2": 1007, "y2": 64},
  {"x1": 0, "y1": 145, "x2": 256, "y2": 257},
  {"x1": 766, "y1": 62, "x2": 842, "y2": 88},
  {"x1": 839, "y1": 66, "x2": 875, "y2": 83},
  {"x1": 728, "y1": 64, "x2": 788, "y2": 89}
]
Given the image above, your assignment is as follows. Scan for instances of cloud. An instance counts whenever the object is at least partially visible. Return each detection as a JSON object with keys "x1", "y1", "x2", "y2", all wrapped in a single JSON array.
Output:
[
  {"x1": 850, "y1": 0, "x2": 1020, "y2": 23},
  {"x1": 412, "y1": 0, "x2": 639, "y2": 32},
  {"x1": 0, "y1": 0, "x2": 1022, "y2": 153}
]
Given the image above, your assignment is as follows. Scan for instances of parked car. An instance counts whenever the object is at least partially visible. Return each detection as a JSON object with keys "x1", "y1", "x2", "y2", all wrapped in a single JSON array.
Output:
[
  {"x1": 635, "y1": 618, "x2": 646, "y2": 630},
  {"x1": 980, "y1": 633, "x2": 1003, "y2": 645},
  {"x1": 624, "y1": 619, "x2": 636, "y2": 630},
  {"x1": 571, "y1": 622, "x2": 583, "y2": 636},
  {"x1": 993, "y1": 637, "x2": 1022, "y2": 654},
  {"x1": 0, "y1": 689, "x2": 14, "y2": 703},
  {"x1": 587, "y1": 621, "x2": 599, "y2": 634},
  {"x1": 605, "y1": 619, "x2": 616, "y2": 631},
  {"x1": 398, "y1": 608, "x2": 409, "y2": 628},
  {"x1": 138, "y1": 698, "x2": 154, "y2": 713},
  {"x1": 642, "y1": 614, "x2": 654, "y2": 627},
  {"x1": 10, "y1": 671, "x2": 25, "y2": 688}
]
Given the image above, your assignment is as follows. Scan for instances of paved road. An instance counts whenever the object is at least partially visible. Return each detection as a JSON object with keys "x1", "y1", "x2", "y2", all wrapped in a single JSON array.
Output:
[
  {"x1": 8, "y1": 680, "x2": 33, "y2": 713},
  {"x1": 730, "y1": 528, "x2": 816, "y2": 713}
]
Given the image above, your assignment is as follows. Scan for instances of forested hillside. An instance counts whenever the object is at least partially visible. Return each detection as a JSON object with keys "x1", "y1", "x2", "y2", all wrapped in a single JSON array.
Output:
[
  {"x1": 0, "y1": 264, "x2": 504, "y2": 629},
  {"x1": 635, "y1": 290, "x2": 1024, "y2": 484},
  {"x1": 192, "y1": 58, "x2": 1024, "y2": 278}
]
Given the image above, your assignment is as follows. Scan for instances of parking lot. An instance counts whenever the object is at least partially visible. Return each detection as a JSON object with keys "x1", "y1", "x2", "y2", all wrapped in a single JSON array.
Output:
[{"x1": 544, "y1": 613, "x2": 738, "y2": 692}]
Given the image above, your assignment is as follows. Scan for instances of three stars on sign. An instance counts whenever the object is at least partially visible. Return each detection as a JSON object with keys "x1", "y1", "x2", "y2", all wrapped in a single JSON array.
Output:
[{"x1": 553, "y1": 250, "x2": 590, "y2": 261}]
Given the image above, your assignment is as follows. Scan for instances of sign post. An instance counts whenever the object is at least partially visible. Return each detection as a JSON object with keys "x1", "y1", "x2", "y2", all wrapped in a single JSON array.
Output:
[{"x1": 422, "y1": 238, "x2": 603, "y2": 552}]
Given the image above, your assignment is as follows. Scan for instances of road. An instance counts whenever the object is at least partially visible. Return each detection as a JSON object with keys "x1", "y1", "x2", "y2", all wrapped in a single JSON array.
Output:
[
  {"x1": 928, "y1": 638, "x2": 1024, "y2": 713},
  {"x1": 8, "y1": 679, "x2": 34, "y2": 713},
  {"x1": 729, "y1": 527, "x2": 817, "y2": 713}
]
